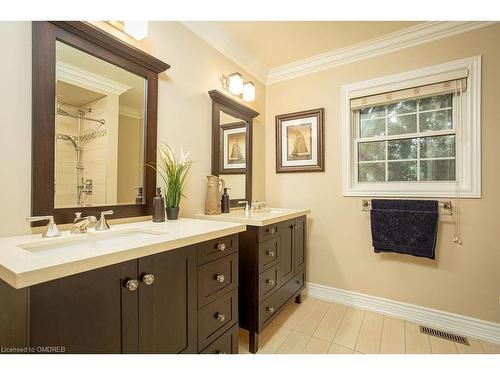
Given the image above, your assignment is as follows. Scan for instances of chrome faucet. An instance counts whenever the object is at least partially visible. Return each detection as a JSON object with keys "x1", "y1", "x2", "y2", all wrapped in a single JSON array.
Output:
[
  {"x1": 26, "y1": 215, "x2": 61, "y2": 238},
  {"x1": 238, "y1": 200, "x2": 251, "y2": 212},
  {"x1": 71, "y1": 212, "x2": 97, "y2": 234},
  {"x1": 95, "y1": 210, "x2": 113, "y2": 231},
  {"x1": 251, "y1": 201, "x2": 267, "y2": 210}
]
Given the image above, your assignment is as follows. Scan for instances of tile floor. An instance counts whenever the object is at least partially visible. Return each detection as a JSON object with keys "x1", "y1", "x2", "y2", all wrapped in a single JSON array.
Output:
[{"x1": 238, "y1": 296, "x2": 500, "y2": 354}]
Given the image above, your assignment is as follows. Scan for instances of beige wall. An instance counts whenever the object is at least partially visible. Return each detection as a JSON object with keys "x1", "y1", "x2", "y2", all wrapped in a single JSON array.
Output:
[
  {"x1": 265, "y1": 24, "x2": 500, "y2": 323},
  {"x1": 0, "y1": 21, "x2": 265, "y2": 236}
]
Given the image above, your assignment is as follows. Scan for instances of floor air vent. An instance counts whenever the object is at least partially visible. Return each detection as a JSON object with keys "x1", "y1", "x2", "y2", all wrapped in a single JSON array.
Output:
[{"x1": 420, "y1": 326, "x2": 469, "y2": 345}]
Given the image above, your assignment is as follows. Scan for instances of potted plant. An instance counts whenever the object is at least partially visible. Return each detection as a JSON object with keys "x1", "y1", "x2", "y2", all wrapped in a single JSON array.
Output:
[{"x1": 148, "y1": 143, "x2": 192, "y2": 220}]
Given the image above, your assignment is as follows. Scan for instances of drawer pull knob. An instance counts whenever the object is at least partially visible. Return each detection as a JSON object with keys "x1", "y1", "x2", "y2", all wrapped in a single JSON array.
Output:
[
  {"x1": 267, "y1": 306, "x2": 275, "y2": 313},
  {"x1": 266, "y1": 228, "x2": 275, "y2": 234},
  {"x1": 125, "y1": 279, "x2": 139, "y2": 291},
  {"x1": 216, "y1": 312, "x2": 226, "y2": 322},
  {"x1": 266, "y1": 279, "x2": 275, "y2": 285},
  {"x1": 266, "y1": 250, "x2": 275, "y2": 257},
  {"x1": 217, "y1": 243, "x2": 226, "y2": 251},
  {"x1": 142, "y1": 274, "x2": 155, "y2": 286},
  {"x1": 216, "y1": 274, "x2": 225, "y2": 283}
]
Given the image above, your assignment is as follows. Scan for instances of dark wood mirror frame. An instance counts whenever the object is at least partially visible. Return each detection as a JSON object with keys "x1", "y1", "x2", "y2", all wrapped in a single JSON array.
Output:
[
  {"x1": 208, "y1": 90, "x2": 259, "y2": 208},
  {"x1": 32, "y1": 21, "x2": 170, "y2": 225}
]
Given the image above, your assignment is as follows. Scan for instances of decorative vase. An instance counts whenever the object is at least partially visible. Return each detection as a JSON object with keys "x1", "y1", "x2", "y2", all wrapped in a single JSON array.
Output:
[
  {"x1": 205, "y1": 175, "x2": 225, "y2": 215},
  {"x1": 166, "y1": 207, "x2": 180, "y2": 220}
]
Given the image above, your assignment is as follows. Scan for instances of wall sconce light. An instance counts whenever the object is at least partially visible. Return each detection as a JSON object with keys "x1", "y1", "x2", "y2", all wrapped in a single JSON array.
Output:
[
  {"x1": 124, "y1": 21, "x2": 148, "y2": 40},
  {"x1": 242, "y1": 82, "x2": 256, "y2": 102},
  {"x1": 221, "y1": 72, "x2": 255, "y2": 102}
]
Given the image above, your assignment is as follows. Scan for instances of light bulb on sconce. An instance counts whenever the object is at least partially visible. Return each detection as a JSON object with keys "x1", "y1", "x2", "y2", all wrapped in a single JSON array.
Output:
[
  {"x1": 242, "y1": 82, "x2": 255, "y2": 102},
  {"x1": 221, "y1": 72, "x2": 256, "y2": 102},
  {"x1": 227, "y1": 73, "x2": 243, "y2": 95},
  {"x1": 124, "y1": 21, "x2": 148, "y2": 40}
]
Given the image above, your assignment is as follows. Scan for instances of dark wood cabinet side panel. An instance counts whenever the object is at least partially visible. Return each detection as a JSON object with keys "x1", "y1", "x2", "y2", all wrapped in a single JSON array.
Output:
[
  {"x1": 138, "y1": 245, "x2": 197, "y2": 354},
  {"x1": 0, "y1": 280, "x2": 28, "y2": 349},
  {"x1": 237, "y1": 228, "x2": 259, "y2": 332},
  {"x1": 294, "y1": 216, "x2": 307, "y2": 273},
  {"x1": 30, "y1": 261, "x2": 136, "y2": 353}
]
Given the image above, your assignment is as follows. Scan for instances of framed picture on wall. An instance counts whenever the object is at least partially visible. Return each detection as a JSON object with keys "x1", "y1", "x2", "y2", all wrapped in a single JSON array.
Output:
[
  {"x1": 220, "y1": 121, "x2": 247, "y2": 174},
  {"x1": 275, "y1": 108, "x2": 324, "y2": 173}
]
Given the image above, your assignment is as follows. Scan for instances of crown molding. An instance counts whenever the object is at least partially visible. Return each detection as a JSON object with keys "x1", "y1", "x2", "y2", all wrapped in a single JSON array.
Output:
[
  {"x1": 267, "y1": 21, "x2": 497, "y2": 85},
  {"x1": 56, "y1": 61, "x2": 132, "y2": 96},
  {"x1": 119, "y1": 105, "x2": 144, "y2": 119},
  {"x1": 180, "y1": 21, "x2": 268, "y2": 84}
]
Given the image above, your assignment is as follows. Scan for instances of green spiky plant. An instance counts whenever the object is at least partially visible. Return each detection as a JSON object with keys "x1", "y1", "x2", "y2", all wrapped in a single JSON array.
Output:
[{"x1": 147, "y1": 143, "x2": 192, "y2": 208}]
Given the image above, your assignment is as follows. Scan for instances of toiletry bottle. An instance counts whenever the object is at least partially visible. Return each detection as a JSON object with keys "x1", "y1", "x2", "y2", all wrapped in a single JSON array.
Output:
[
  {"x1": 221, "y1": 187, "x2": 231, "y2": 213},
  {"x1": 135, "y1": 187, "x2": 143, "y2": 204},
  {"x1": 152, "y1": 187, "x2": 165, "y2": 222}
]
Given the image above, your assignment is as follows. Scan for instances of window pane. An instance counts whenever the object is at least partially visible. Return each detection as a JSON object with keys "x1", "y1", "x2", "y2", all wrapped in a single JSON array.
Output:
[
  {"x1": 420, "y1": 159, "x2": 455, "y2": 181},
  {"x1": 360, "y1": 105, "x2": 385, "y2": 121},
  {"x1": 388, "y1": 100, "x2": 416, "y2": 116},
  {"x1": 388, "y1": 161, "x2": 417, "y2": 181},
  {"x1": 419, "y1": 94, "x2": 452, "y2": 111},
  {"x1": 388, "y1": 114, "x2": 417, "y2": 135},
  {"x1": 359, "y1": 163, "x2": 385, "y2": 182},
  {"x1": 360, "y1": 118, "x2": 385, "y2": 138},
  {"x1": 359, "y1": 141, "x2": 385, "y2": 161},
  {"x1": 388, "y1": 138, "x2": 417, "y2": 160},
  {"x1": 419, "y1": 109, "x2": 452, "y2": 131},
  {"x1": 420, "y1": 135, "x2": 455, "y2": 158}
]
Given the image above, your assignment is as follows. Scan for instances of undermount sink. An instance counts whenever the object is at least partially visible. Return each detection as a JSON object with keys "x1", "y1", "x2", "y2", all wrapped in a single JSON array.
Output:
[{"x1": 18, "y1": 229, "x2": 169, "y2": 254}]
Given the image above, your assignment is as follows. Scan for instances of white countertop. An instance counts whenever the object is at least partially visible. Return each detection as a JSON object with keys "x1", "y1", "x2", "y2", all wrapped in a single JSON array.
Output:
[
  {"x1": 195, "y1": 207, "x2": 310, "y2": 227},
  {"x1": 0, "y1": 218, "x2": 246, "y2": 289}
]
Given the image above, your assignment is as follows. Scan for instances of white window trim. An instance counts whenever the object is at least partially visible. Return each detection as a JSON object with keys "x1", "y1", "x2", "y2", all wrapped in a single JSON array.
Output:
[{"x1": 341, "y1": 55, "x2": 481, "y2": 198}]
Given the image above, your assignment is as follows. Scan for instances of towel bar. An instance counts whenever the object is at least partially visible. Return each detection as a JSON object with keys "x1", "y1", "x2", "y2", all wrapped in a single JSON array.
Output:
[{"x1": 361, "y1": 199, "x2": 453, "y2": 215}]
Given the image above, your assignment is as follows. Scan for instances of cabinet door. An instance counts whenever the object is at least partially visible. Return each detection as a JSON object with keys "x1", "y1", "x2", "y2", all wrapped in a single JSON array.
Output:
[
  {"x1": 294, "y1": 216, "x2": 306, "y2": 274},
  {"x1": 138, "y1": 245, "x2": 197, "y2": 354},
  {"x1": 277, "y1": 219, "x2": 295, "y2": 286},
  {"x1": 29, "y1": 260, "x2": 138, "y2": 353}
]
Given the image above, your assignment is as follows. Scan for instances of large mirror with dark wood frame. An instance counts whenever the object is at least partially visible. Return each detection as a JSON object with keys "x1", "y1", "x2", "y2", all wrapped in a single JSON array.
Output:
[
  {"x1": 209, "y1": 90, "x2": 259, "y2": 208},
  {"x1": 32, "y1": 21, "x2": 170, "y2": 225}
]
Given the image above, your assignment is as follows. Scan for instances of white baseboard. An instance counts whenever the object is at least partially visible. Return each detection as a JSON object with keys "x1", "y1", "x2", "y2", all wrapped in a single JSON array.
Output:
[{"x1": 306, "y1": 282, "x2": 500, "y2": 345}]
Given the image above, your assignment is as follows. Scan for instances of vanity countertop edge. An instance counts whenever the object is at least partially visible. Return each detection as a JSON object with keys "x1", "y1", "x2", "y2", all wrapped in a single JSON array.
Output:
[
  {"x1": 0, "y1": 218, "x2": 246, "y2": 289},
  {"x1": 194, "y1": 208, "x2": 311, "y2": 226}
]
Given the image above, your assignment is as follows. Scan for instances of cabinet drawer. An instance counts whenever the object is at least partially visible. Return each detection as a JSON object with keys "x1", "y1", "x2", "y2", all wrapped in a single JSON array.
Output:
[
  {"x1": 199, "y1": 323, "x2": 239, "y2": 354},
  {"x1": 197, "y1": 235, "x2": 238, "y2": 265},
  {"x1": 258, "y1": 223, "x2": 279, "y2": 242},
  {"x1": 198, "y1": 253, "x2": 238, "y2": 308},
  {"x1": 198, "y1": 289, "x2": 238, "y2": 351},
  {"x1": 258, "y1": 237, "x2": 280, "y2": 273},
  {"x1": 258, "y1": 266, "x2": 279, "y2": 301},
  {"x1": 258, "y1": 272, "x2": 305, "y2": 329}
]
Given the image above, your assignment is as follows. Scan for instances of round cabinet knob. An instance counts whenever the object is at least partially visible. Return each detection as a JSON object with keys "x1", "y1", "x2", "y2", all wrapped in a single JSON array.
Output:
[
  {"x1": 216, "y1": 312, "x2": 226, "y2": 322},
  {"x1": 266, "y1": 279, "x2": 275, "y2": 285},
  {"x1": 267, "y1": 306, "x2": 275, "y2": 313},
  {"x1": 142, "y1": 274, "x2": 155, "y2": 286},
  {"x1": 216, "y1": 274, "x2": 225, "y2": 283},
  {"x1": 217, "y1": 243, "x2": 226, "y2": 251},
  {"x1": 267, "y1": 228, "x2": 275, "y2": 234},
  {"x1": 125, "y1": 279, "x2": 139, "y2": 291},
  {"x1": 266, "y1": 250, "x2": 275, "y2": 257}
]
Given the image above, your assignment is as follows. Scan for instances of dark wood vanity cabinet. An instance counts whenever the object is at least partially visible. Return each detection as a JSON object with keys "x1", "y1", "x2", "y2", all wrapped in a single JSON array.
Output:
[
  {"x1": 0, "y1": 235, "x2": 239, "y2": 354},
  {"x1": 239, "y1": 216, "x2": 307, "y2": 353}
]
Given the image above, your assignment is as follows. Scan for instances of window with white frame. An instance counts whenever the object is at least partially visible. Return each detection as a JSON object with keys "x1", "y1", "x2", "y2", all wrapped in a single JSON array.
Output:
[{"x1": 341, "y1": 56, "x2": 481, "y2": 198}]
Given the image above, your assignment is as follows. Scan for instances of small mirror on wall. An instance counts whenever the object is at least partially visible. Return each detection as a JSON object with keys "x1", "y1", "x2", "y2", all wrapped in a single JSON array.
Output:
[
  {"x1": 219, "y1": 110, "x2": 247, "y2": 201},
  {"x1": 209, "y1": 90, "x2": 259, "y2": 208}
]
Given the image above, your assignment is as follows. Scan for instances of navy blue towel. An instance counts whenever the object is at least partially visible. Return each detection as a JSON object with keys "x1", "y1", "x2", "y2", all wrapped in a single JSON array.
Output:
[{"x1": 370, "y1": 199, "x2": 439, "y2": 259}]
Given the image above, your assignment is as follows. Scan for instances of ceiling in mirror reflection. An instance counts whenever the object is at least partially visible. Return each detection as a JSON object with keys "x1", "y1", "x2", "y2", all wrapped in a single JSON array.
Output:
[{"x1": 54, "y1": 41, "x2": 147, "y2": 209}]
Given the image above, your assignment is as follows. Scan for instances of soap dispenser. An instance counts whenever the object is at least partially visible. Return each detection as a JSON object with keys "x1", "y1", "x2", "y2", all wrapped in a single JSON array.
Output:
[
  {"x1": 221, "y1": 187, "x2": 231, "y2": 213},
  {"x1": 152, "y1": 187, "x2": 165, "y2": 222}
]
